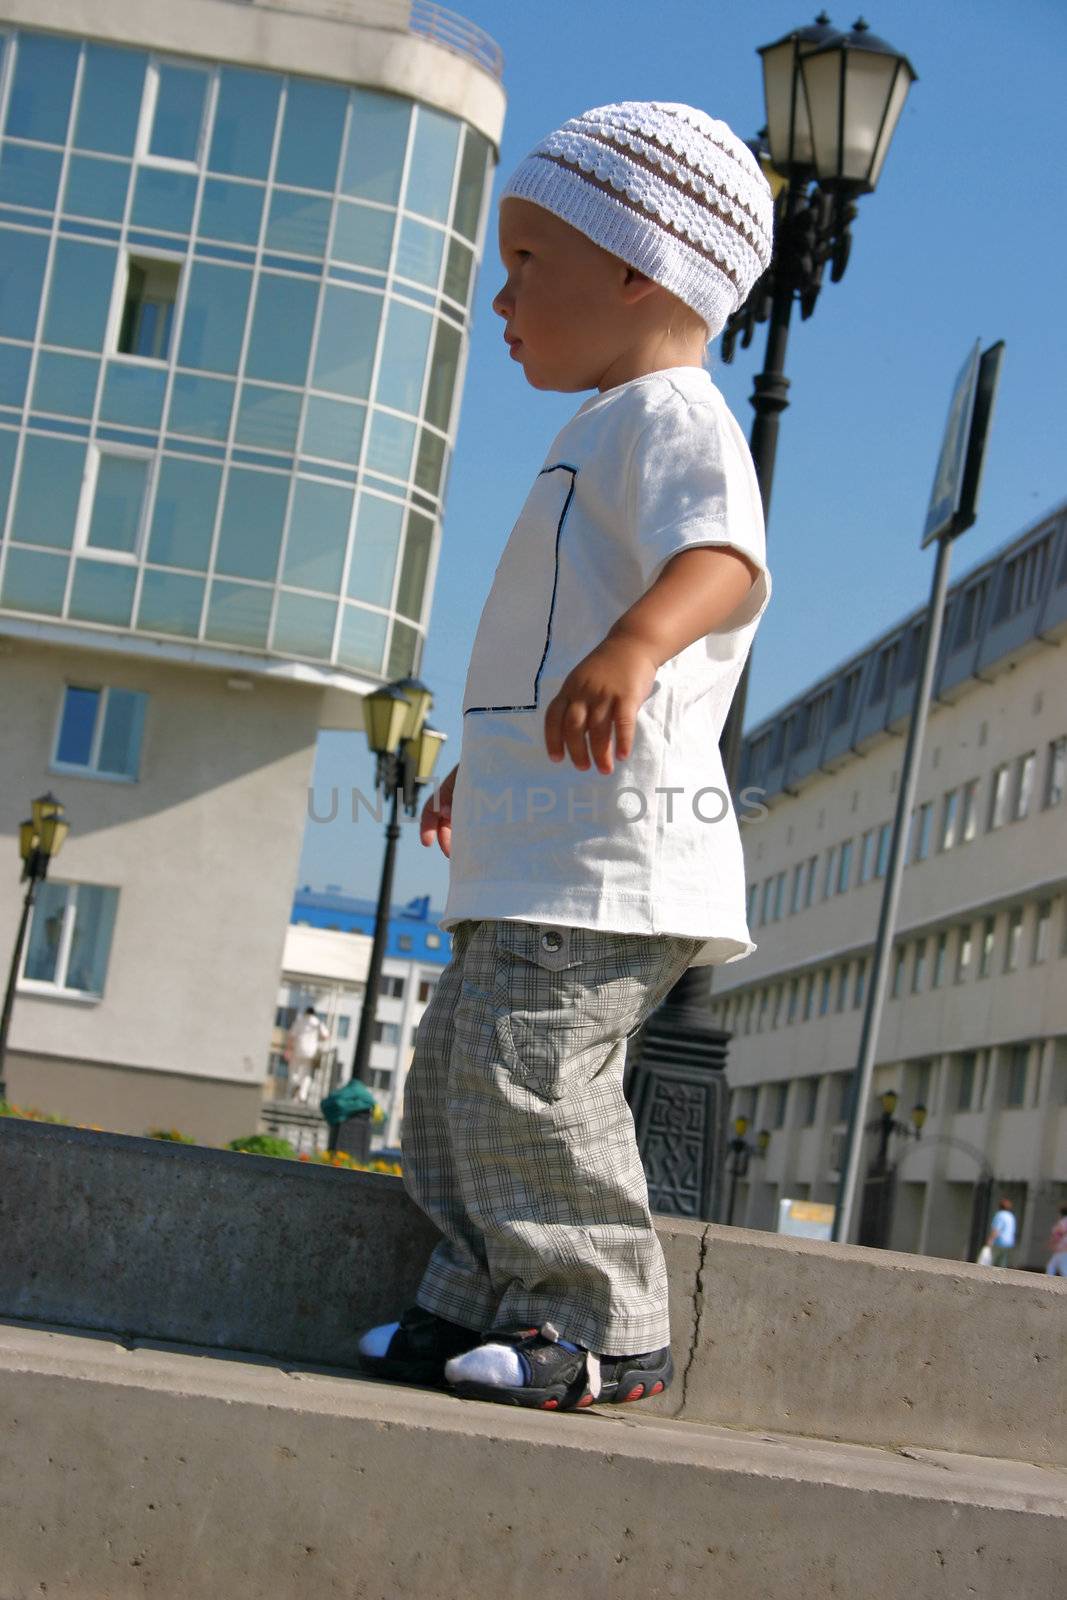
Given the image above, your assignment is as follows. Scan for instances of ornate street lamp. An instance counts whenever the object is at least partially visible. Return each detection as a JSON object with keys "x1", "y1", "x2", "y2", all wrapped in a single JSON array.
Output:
[
  {"x1": 718, "y1": 13, "x2": 916, "y2": 784},
  {"x1": 725, "y1": 1114, "x2": 772, "y2": 1226},
  {"x1": 327, "y1": 679, "x2": 445, "y2": 1154},
  {"x1": 0, "y1": 793, "x2": 70, "y2": 1101},
  {"x1": 858, "y1": 1085, "x2": 926, "y2": 1246}
]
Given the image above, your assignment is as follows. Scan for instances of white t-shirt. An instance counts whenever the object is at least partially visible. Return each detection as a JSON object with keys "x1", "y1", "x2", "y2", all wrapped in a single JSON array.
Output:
[{"x1": 440, "y1": 365, "x2": 771, "y2": 967}]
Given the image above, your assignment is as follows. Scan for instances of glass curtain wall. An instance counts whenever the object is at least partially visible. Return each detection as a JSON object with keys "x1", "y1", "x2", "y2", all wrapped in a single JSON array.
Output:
[{"x1": 0, "y1": 29, "x2": 492, "y2": 677}]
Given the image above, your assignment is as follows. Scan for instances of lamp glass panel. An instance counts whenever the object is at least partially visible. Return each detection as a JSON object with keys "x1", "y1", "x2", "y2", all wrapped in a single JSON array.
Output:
[
  {"x1": 414, "y1": 727, "x2": 444, "y2": 783},
  {"x1": 364, "y1": 689, "x2": 407, "y2": 753},
  {"x1": 762, "y1": 39, "x2": 812, "y2": 170},
  {"x1": 867, "y1": 64, "x2": 912, "y2": 190},
  {"x1": 839, "y1": 52, "x2": 903, "y2": 186}
]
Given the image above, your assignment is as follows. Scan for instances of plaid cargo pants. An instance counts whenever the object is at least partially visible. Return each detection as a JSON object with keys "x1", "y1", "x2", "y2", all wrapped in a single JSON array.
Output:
[{"x1": 402, "y1": 918, "x2": 704, "y2": 1356}]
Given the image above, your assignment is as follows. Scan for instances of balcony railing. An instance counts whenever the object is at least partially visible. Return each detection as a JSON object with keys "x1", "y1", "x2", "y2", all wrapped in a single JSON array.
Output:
[{"x1": 229, "y1": 0, "x2": 504, "y2": 81}]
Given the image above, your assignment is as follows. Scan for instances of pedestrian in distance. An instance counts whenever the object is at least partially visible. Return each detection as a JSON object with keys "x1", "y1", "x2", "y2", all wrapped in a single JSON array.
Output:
[
  {"x1": 985, "y1": 1195, "x2": 1017, "y2": 1268},
  {"x1": 359, "y1": 102, "x2": 774, "y2": 1411},
  {"x1": 1045, "y1": 1203, "x2": 1067, "y2": 1277},
  {"x1": 286, "y1": 1005, "x2": 328, "y2": 1105}
]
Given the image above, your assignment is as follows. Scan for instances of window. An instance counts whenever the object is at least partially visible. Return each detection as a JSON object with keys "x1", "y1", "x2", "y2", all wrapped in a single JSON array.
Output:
[
  {"x1": 869, "y1": 642, "x2": 897, "y2": 705},
  {"x1": 372, "y1": 1020, "x2": 400, "y2": 1045},
  {"x1": 801, "y1": 1077, "x2": 820, "y2": 1126},
  {"x1": 804, "y1": 854, "x2": 818, "y2": 907},
  {"x1": 822, "y1": 845, "x2": 838, "y2": 900},
  {"x1": 21, "y1": 881, "x2": 118, "y2": 997},
  {"x1": 1033, "y1": 901, "x2": 1052, "y2": 964},
  {"x1": 955, "y1": 925, "x2": 972, "y2": 983},
  {"x1": 960, "y1": 778, "x2": 980, "y2": 842},
  {"x1": 835, "y1": 964, "x2": 849, "y2": 1012},
  {"x1": 802, "y1": 974, "x2": 814, "y2": 1021},
  {"x1": 759, "y1": 876, "x2": 773, "y2": 924},
  {"x1": 770, "y1": 985, "x2": 783, "y2": 1029},
  {"x1": 368, "y1": 1067, "x2": 392, "y2": 1091},
  {"x1": 1004, "y1": 907, "x2": 1024, "y2": 973},
  {"x1": 956, "y1": 1051, "x2": 977, "y2": 1111},
  {"x1": 772, "y1": 870, "x2": 787, "y2": 921},
  {"x1": 1004, "y1": 1045, "x2": 1029, "y2": 1108},
  {"x1": 994, "y1": 537, "x2": 1052, "y2": 623},
  {"x1": 1013, "y1": 752, "x2": 1036, "y2": 821},
  {"x1": 53, "y1": 685, "x2": 146, "y2": 780},
  {"x1": 771, "y1": 1082, "x2": 789, "y2": 1129},
  {"x1": 789, "y1": 862, "x2": 804, "y2": 914},
  {"x1": 988, "y1": 763, "x2": 1011, "y2": 830},
  {"x1": 1044, "y1": 735, "x2": 1066, "y2": 809},
  {"x1": 756, "y1": 989, "x2": 768, "y2": 1033},
  {"x1": 911, "y1": 939, "x2": 926, "y2": 994},
  {"x1": 80, "y1": 450, "x2": 151, "y2": 560},
  {"x1": 891, "y1": 947, "x2": 906, "y2": 999},
  {"x1": 978, "y1": 916, "x2": 996, "y2": 978},
  {"x1": 397, "y1": 934, "x2": 413, "y2": 951},
  {"x1": 274, "y1": 1005, "x2": 295, "y2": 1030},
  {"x1": 932, "y1": 932, "x2": 948, "y2": 989},
  {"x1": 746, "y1": 883, "x2": 757, "y2": 923},
  {"x1": 831, "y1": 669, "x2": 861, "y2": 729},
  {"x1": 859, "y1": 828, "x2": 876, "y2": 884},
  {"x1": 953, "y1": 579, "x2": 988, "y2": 647},
  {"x1": 913, "y1": 802, "x2": 934, "y2": 862},
  {"x1": 118, "y1": 255, "x2": 180, "y2": 360},
  {"x1": 939, "y1": 789, "x2": 959, "y2": 851},
  {"x1": 786, "y1": 978, "x2": 799, "y2": 1024},
  {"x1": 837, "y1": 839, "x2": 853, "y2": 894},
  {"x1": 898, "y1": 621, "x2": 924, "y2": 686},
  {"x1": 818, "y1": 969, "x2": 831, "y2": 1016},
  {"x1": 336, "y1": 1015, "x2": 351, "y2": 1039},
  {"x1": 141, "y1": 60, "x2": 210, "y2": 166},
  {"x1": 852, "y1": 958, "x2": 867, "y2": 1009},
  {"x1": 875, "y1": 822, "x2": 891, "y2": 878},
  {"x1": 379, "y1": 974, "x2": 405, "y2": 999},
  {"x1": 835, "y1": 1074, "x2": 853, "y2": 1122},
  {"x1": 417, "y1": 977, "x2": 437, "y2": 1003},
  {"x1": 425, "y1": 932, "x2": 441, "y2": 948}
]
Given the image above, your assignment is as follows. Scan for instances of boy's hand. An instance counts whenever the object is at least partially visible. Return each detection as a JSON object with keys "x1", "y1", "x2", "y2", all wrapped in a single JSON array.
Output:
[
  {"x1": 419, "y1": 762, "x2": 459, "y2": 857},
  {"x1": 544, "y1": 636, "x2": 658, "y2": 774}
]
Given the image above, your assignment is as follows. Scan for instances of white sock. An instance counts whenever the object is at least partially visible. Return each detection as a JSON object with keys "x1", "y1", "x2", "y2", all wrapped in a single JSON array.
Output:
[
  {"x1": 358, "y1": 1321, "x2": 400, "y2": 1359},
  {"x1": 444, "y1": 1343, "x2": 526, "y2": 1387}
]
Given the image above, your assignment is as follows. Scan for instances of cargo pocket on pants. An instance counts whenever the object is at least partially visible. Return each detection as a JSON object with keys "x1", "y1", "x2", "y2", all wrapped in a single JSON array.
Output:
[{"x1": 492, "y1": 922, "x2": 599, "y2": 1103}]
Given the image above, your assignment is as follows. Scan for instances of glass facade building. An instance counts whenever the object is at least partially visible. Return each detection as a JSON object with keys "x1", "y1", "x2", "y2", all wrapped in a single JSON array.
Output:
[{"x1": 0, "y1": 26, "x2": 493, "y2": 680}]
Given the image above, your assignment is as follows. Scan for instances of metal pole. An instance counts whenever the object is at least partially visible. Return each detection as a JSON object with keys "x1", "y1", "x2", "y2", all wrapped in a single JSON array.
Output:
[
  {"x1": 0, "y1": 871, "x2": 38, "y2": 1103},
  {"x1": 327, "y1": 777, "x2": 402, "y2": 1153},
  {"x1": 719, "y1": 180, "x2": 800, "y2": 789},
  {"x1": 832, "y1": 532, "x2": 954, "y2": 1242}
]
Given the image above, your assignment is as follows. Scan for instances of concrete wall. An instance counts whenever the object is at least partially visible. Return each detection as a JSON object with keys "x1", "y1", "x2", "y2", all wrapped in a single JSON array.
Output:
[
  {"x1": 3, "y1": 0, "x2": 507, "y2": 146},
  {"x1": 0, "y1": 639, "x2": 323, "y2": 1132},
  {"x1": 3, "y1": 1118, "x2": 1064, "y2": 1466}
]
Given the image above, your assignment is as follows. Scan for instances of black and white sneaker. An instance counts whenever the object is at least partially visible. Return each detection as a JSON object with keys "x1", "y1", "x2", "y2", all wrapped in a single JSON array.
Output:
[
  {"x1": 357, "y1": 1305, "x2": 481, "y2": 1386},
  {"x1": 444, "y1": 1321, "x2": 673, "y2": 1411}
]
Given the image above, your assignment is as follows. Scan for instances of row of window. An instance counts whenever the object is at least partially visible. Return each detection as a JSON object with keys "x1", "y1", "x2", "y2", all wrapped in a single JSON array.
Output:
[
  {"x1": 747, "y1": 737, "x2": 1067, "y2": 929},
  {"x1": 1, "y1": 237, "x2": 466, "y2": 432},
  {"x1": 0, "y1": 32, "x2": 488, "y2": 240},
  {"x1": 732, "y1": 1041, "x2": 1052, "y2": 1138},
  {"x1": 379, "y1": 973, "x2": 439, "y2": 1003},
  {"x1": 718, "y1": 897, "x2": 1065, "y2": 1039},
  {"x1": 744, "y1": 525, "x2": 1066, "y2": 783}
]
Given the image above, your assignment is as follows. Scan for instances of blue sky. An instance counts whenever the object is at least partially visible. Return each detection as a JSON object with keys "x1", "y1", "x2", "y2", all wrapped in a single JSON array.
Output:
[{"x1": 299, "y1": 0, "x2": 1067, "y2": 907}]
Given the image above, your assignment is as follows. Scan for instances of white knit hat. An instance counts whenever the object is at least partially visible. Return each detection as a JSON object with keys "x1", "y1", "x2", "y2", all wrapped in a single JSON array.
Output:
[{"x1": 501, "y1": 101, "x2": 774, "y2": 339}]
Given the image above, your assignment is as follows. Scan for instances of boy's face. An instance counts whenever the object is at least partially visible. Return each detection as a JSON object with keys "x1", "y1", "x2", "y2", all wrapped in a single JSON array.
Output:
[{"x1": 493, "y1": 198, "x2": 646, "y2": 392}]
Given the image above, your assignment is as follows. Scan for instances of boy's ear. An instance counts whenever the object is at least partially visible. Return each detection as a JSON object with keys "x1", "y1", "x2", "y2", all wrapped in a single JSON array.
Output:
[{"x1": 619, "y1": 264, "x2": 661, "y2": 305}]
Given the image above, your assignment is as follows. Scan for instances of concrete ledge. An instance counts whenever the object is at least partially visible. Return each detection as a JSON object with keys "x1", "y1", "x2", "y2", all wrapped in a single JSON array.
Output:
[
  {"x1": 1, "y1": 1321, "x2": 1064, "y2": 1600},
  {"x1": 2, "y1": 1120, "x2": 1064, "y2": 1465}
]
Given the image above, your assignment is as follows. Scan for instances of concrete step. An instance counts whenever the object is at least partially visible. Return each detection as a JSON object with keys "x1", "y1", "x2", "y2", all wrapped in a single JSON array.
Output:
[
  {"x1": 3, "y1": 1120, "x2": 1065, "y2": 1469},
  {"x1": 1, "y1": 1319, "x2": 1064, "y2": 1600}
]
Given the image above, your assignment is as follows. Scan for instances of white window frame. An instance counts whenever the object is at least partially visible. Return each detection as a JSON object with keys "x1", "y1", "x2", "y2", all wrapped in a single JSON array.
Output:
[
  {"x1": 73, "y1": 443, "x2": 155, "y2": 566},
  {"x1": 135, "y1": 56, "x2": 212, "y2": 173},
  {"x1": 988, "y1": 763, "x2": 1011, "y2": 831},
  {"x1": 1004, "y1": 906, "x2": 1024, "y2": 973},
  {"x1": 955, "y1": 925, "x2": 973, "y2": 984},
  {"x1": 50, "y1": 682, "x2": 147, "y2": 783},
  {"x1": 960, "y1": 778, "x2": 980, "y2": 842},
  {"x1": 1013, "y1": 751, "x2": 1036, "y2": 821},
  {"x1": 17, "y1": 881, "x2": 118, "y2": 1001},
  {"x1": 107, "y1": 246, "x2": 185, "y2": 368}
]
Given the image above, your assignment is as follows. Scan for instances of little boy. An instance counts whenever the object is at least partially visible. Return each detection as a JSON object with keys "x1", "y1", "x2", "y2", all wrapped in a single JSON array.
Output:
[{"x1": 359, "y1": 101, "x2": 774, "y2": 1410}]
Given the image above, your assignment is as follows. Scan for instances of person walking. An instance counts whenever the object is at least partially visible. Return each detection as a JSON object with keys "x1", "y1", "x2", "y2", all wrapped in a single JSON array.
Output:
[
  {"x1": 1045, "y1": 1203, "x2": 1067, "y2": 1277},
  {"x1": 985, "y1": 1196, "x2": 1017, "y2": 1268},
  {"x1": 286, "y1": 1006, "x2": 328, "y2": 1105}
]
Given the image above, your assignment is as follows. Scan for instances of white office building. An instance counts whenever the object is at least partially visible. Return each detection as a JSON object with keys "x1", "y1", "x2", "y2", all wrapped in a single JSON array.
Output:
[{"x1": 717, "y1": 501, "x2": 1067, "y2": 1269}]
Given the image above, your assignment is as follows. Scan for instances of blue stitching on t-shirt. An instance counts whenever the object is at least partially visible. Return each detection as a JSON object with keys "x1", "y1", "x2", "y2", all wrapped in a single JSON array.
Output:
[{"x1": 464, "y1": 462, "x2": 579, "y2": 716}]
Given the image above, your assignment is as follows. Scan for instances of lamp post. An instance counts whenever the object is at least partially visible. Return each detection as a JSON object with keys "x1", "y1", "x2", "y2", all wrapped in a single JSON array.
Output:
[
  {"x1": 0, "y1": 793, "x2": 70, "y2": 1102},
  {"x1": 718, "y1": 12, "x2": 917, "y2": 785},
  {"x1": 725, "y1": 1116, "x2": 771, "y2": 1226},
  {"x1": 857, "y1": 1088, "x2": 926, "y2": 1247},
  {"x1": 327, "y1": 678, "x2": 445, "y2": 1154}
]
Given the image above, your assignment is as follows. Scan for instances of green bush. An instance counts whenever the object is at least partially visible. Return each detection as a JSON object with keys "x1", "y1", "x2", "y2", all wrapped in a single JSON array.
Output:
[{"x1": 226, "y1": 1133, "x2": 296, "y2": 1159}]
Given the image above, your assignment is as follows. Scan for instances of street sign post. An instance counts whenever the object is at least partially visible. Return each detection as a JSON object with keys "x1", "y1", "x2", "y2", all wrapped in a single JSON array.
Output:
[{"x1": 833, "y1": 341, "x2": 1005, "y2": 1246}]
